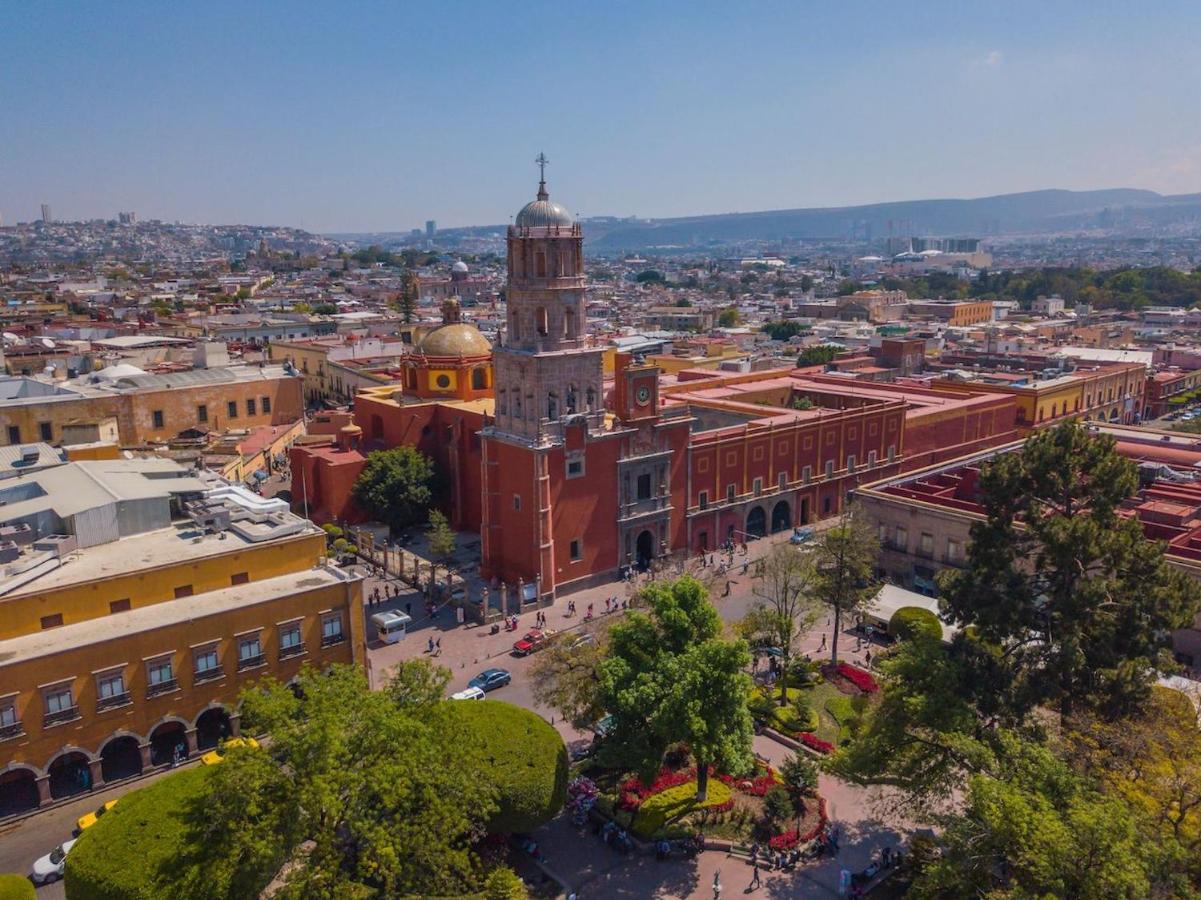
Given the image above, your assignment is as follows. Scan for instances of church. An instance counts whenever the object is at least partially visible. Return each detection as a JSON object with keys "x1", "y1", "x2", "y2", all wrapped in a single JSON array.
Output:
[{"x1": 290, "y1": 167, "x2": 1020, "y2": 605}]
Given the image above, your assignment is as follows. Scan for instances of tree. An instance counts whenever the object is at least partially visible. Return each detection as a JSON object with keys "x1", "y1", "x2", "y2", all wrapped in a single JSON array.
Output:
[
  {"x1": 797, "y1": 344, "x2": 840, "y2": 367},
  {"x1": 938, "y1": 422, "x2": 1200, "y2": 718},
  {"x1": 530, "y1": 627, "x2": 607, "y2": 729},
  {"x1": 312, "y1": 303, "x2": 338, "y2": 315},
  {"x1": 779, "y1": 752, "x2": 819, "y2": 829},
  {"x1": 800, "y1": 274, "x2": 814, "y2": 292},
  {"x1": 674, "y1": 297, "x2": 693, "y2": 307},
  {"x1": 813, "y1": 507, "x2": 879, "y2": 664},
  {"x1": 426, "y1": 508, "x2": 456, "y2": 561},
  {"x1": 739, "y1": 544, "x2": 820, "y2": 705},
  {"x1": 762, "y1": 319, "x2": 807, "y2": 341},
  {"x1": 717, "y1": 307, "x2": 740, "y2": 327},
  {"x1": 483, "y1": 867, "x2": 528, "y2": 900},
  {"x1": 352, "y1": 446, "x2": 437, "y2": 533},
  {"x1": 635, "y1": 269, "x2": 664, "y2": 284},
  {"x1": 599, "y1": 576, "x2": 754, "y2": 800}
]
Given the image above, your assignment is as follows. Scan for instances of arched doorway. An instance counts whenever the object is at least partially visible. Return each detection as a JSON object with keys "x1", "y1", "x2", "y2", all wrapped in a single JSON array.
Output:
[
  {"x1": 799, "y1": 497, "x2": 810, "y2": 525},
  {"x1": 0, "y1": 767, "x2": 40, "y2": 818},
  {"x1": 47, "y1": 751, "x2": 91, "y2": 800},
  {"x1": 746, "y1": 506, "x2": 767, "y2": 539},
  {"x1": 771, "y1": 500, "x2": 791, "y2": 534},
  {"x1": 99, "y1": 736, "x2": 142, "y2": 783},
  {"x1": 195, "y1": 708, "x2": 232, "y2": 752},
  {"x1": 635, "y1": 530, "x2": 655, "y2": 570},
  {"x1": 149, "y1": 721, "x2": 187, "y2": 767},
  {"x1": 1109, "y1": 408, "x2": 1120, "y2": 422}
]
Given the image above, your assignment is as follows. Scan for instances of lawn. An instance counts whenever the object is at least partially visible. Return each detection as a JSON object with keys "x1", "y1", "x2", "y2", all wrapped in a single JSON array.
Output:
[
  {"x1": 748, "y1": 686, "x2": 818, "y2": 733},
  {"x1": 799, "y1": 680, "x2": 876, "y2": 748},
  {"x1": 631, "y1": 779, "x2": 733, "y2": 839}
]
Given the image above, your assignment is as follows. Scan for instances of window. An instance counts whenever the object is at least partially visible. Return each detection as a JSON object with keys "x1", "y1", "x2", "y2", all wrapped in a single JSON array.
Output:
[
  {"x1": 109, "y1": 599, "x2": 130, "y2": 614},
  {"x1": 6, "y1": 426, "x2": 19, "y2": 445},
  {"x1": 0, "y1": 702, "x2": 16, "y2": 730},
  {"x1": 471, "y1": 368, "x2": 487, "y2": 390},
  {"x1": 878, "y1": 524, "x2": 888, "y2": 543},
  {"x1": 566, "y1": 458, "x2": 584, "y2": 478},
  {"x1": 43, "y1": 685, "x2": 76, "y2": 725},
  {"x1": 238, "y1": 635, "x2": 264, "y2": 670},
  {"x1": 39, "y1": 422, "x2": 52, "y2": 441},
  {"x1": 279, "y1": 622, "x2": 304, "y2": 658},
  {"x1": 947, "y1": 539, "x2": 961, "y2": 563},
  {"x1": 894, "y1": 526, "x2": 908, "y2": 551},
  {"x1": 887, "y1": 445, "x2": 896, "y2": 463},
  {"x1": 435, "y1": 374, "x2": 451, "y2": 389},
  {"x1": 321, "y1": 614, "x2": 344, "y2": 647},
  {"x1": 802, "y1": 466, "x2": 812, "y2": 485},
  {"x1": 847, "y1": 455, "x2": 856, "y2": 474},
  {"x1": 96, "y1": 670, "x2": 128, "y2": 710},
  {"x1": 868, "y1": 450, "x2": 877, "y2": 467},
  {"x1": 636, "y1": 473, "x2": 653, "y2": 500},
  {"x1": 919, "y1": 532, "x2": 934, "y2": 557},
  {"x1": 698, "y1": 490, "x2": 709, "y2": 510},
  {"x1": 261, "y1": 396, "x2": 271, "y2": 413},
  {"x1": 230, "y1": 572, "x2": 249, "y2": 586},
  {"x1": 41, "y1": 613, "x2": 63, "y2": 629},
  {"x1": 753, "y1": 477, "x2": 763, "y2": 496},
  {"x1": 569, "y1": 539, "x2": 582, "y2": 562},
  {"x1": 825, "y1": 460, "x2": 834, "y2": 478},
  {"x1": 174, "y1": 585, "x2": 193, "y2": 599},
  {"x1": 147, "y1": 656, "x2": 176, "y2": 695},
  {"x1": 194, "y1": 646, "x2": 221, "y2": 679},
  {"x1": 246, "y1": 398, "x2": 257, "y2": 416},
  {"x1": 197, "y1": 404, "x2": 208, "y2": 423},
  {"x1": 726, "y1": 484, "x2": 736, "y2": 502},
  {"x1": 512, "y1": 494, "x2": 522, "y2": 511},
  {"x1": 152, "y1": 410, "x2": 164, "y2": 428},
  {"x1": 778, "y1": 472, "x2": 788, "y2": 490}
]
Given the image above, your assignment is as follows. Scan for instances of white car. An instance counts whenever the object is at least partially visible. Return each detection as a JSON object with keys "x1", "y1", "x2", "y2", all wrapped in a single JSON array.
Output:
[
  {"x1": 31, "y1": 838, "x2": 76, "y2": 885},
  {"x1": 450, "y1": 686, "x2": 486, "y2": 701}
]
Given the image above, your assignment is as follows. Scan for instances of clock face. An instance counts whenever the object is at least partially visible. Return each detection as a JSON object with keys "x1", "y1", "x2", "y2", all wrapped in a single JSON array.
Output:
[{"x1": 636, "y1": 385, "x2": 651, "y2": 406}]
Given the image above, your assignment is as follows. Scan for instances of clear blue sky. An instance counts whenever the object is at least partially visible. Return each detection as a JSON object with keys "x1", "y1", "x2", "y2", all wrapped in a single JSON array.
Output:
[{"x1": 2, "y1": 0, "x2": 1199, "y2": 233}]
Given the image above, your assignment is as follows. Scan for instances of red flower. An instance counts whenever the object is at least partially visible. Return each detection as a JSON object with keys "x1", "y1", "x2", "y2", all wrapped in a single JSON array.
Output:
[
  {"x1": 798, "y1": 732, "x2": 835, "y2": 754},
  {"x1": 834, "y1": 663, "x2": 879, "y2": 693}
]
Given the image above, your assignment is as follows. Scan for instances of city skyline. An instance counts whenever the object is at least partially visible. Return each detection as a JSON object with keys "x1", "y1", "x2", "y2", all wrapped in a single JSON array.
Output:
[{"x1": 2, "y1": 0, "x2": 1200, "y2": 233}]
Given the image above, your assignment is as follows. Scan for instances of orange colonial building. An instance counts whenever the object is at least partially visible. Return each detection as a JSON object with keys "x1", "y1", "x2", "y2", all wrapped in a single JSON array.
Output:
[{"x1": 288, "y1": 172, "x2": 1023, "y2": 607}]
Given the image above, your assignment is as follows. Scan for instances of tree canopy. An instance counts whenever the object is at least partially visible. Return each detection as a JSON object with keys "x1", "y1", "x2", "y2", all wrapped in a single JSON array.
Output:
[
  {"x1": 717, "y1": 307, "x2": 740, "y2": 327},
  {"x1": 797, "y1": 344, "x2": 841, "y2": 367},
  {"x1": 762, "y1": 319, "x2": 809, "y2": 341},
  {"x1": 352, "y1": 446, "x2": 439, "y2": 533},
  {"x1": 739, "y1": 544, "x2": 820, "y2": 705},
  {"x1": 813, "y1": 508, "x2": 879, "y2": 664}
]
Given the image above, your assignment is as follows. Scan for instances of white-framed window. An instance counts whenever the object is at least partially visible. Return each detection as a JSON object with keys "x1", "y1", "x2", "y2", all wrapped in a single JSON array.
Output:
[
  {"x1": 43, "y1": 684, "x2": 74, "y2": 716},
  {"x1": 321, "y1": 614, "x2": 344, "y2": 646},
  {"x1": 238, "y1": 635, "x2": 264, "y2": 669},
  {"x1": 947, "y1": 538, "x2": 961, "y2": 562},
  {"x1": 194, "y1": 646, "x2": 220, "y2": 676},
  {"x1": 894, "y1": 526, "x2": 908, "y2": 550},
  {"x1": 778, "y1": 472, "x2": 787, "y2": 490},
  {"x1": 887, "y1": 445, "x2": 896, "y2": 463},
  {"x1": 847, "y1": 455, "x2": 856, "y2": 474},
  {"x1": 753, "y1": 477, "x2": 763, "y2": 496},
  {"x1": 802, "y1": 466, "x2": 812, "y2": 485},
  {"x1": 279, "y1": 622, "x2": 304, "y2": 657},
  {"x1": 148, "y1": 657, "x2": 173, "y2": 685},
  {"x1": 0, "y1": 702, "x2": 16, "y2": 728},
  {"x1": 920, "y1": 532, "x2": 934, "y2": 556},
  {"x1": 868, "y1": 450, "x2": 877, "y2": 466},
  {"x1": 726, "y1": 484, "x2": 736, "y2": 502},
  {"x1": 97, "y1": 671, "x2": 126, "y2": 699},
  {"x1": 825, "y1": 460, "x2": 834, "y2": 478}
]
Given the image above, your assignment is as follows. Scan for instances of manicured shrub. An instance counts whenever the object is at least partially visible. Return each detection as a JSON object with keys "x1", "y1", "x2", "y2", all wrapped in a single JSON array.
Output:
[
  {"x1": 438, "y1": 700, "x2": 568, "y2": 834},
  {"x1": 889, "y1": 606, "x2": 942, "y2": 643},
  {"x1": 797, "y1": 732, "x2": 835, "y2": 755},
  {"x1": 631, "y1": 779, "x2": 733, "y2": 838},
  {"x1": 0, "y1": 874, "x2": 35, "y2": 900},
  {"x1": 763, "y1": 785, "x2": 794, "y2": 825},
  {"x1": 833, "y1": 663, "x2": 879, "y2": 693}
]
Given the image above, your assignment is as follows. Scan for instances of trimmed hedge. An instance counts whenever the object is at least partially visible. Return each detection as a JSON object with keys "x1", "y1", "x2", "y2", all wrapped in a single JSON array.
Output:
[
  {"x1": 748, "y1": 687, "x2": 818, "y2": 733},
  {"x1": 63, "y1": 766, "x2": 224, "y2": 900},
  {"x1": 438, "y1": 700, "x2": 568, "y2": 834},
  {"x1": 631, "y1": 779, "x2": 733, "y2": 839},
  {"x1": 890, "y1": 606, "x2": 942, "y2": 642},
  {"x1": 0, "y1": 874, "x2": 35, "y2": 900}
]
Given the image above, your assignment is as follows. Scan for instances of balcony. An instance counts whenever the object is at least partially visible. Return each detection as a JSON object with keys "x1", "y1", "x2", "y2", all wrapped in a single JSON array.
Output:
[
  {"x1": 238, "y1": 653, "x2": 267, "y2": 672},
  {"x1": 279, "y1": 642, "x2": 307, "y2": 661},
  {"x1": 193, "y1": 665, "x2": 224, "y2": 684},
  {"x1": 44, "y1": 706, "x2": 81, "y2": 729},
  {"x1": 0, "y1": 721, "x2": 25, "y2": 742},
  {"x1": 146, "y1": 678, "x2": 179, "y2": 699},
  {"x1": 320, "y1": 632, "x2": 345, "y2": 648},
  {"x1": 96, "y1": 691, "x2": 132, "y2": 712}
]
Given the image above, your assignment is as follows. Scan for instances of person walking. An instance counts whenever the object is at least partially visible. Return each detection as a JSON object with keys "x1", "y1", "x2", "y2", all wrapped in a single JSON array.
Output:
[
  {"x1": 749, "y1": 862, "x2": 762, "y2": 890},
  {"x1": 820, "y1": 633, "x2": 827, "y2": 652},
  {"x1": 712, "y1": 869, "x2": 722, "y2": 899}
]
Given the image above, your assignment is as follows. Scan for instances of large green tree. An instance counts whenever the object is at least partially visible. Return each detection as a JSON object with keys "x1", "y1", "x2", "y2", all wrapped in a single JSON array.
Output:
[
  {"x1": 938, "y1": 422, "x2": 1200, "y2": 718},
  {"x1": 599, "y1": 576, "x2": 753, "y2": 800},
  {"x1": 530, "y1": 626, "x2": 608, "y2": 729},
  {"x1": 352, "y1": 446, "x2": 438, "y2": 533},
  {"x1": 813, "y1": 507, "x2": 879, "y2": 664}
]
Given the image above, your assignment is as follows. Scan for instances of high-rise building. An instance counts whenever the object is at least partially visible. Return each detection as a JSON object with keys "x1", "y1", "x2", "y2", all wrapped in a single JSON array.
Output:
[
  {"x1": 425, "y1": 220, "x2": 437, "y2": 239},
  {"x1": 118, "y1": 211, "x2": 136, "y2": 224},
  {"x1": 40, "y1": 204, "x2": 52, "y2": 224}
]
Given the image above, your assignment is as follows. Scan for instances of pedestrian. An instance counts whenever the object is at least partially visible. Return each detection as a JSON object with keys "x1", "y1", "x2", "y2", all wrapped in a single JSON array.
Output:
[
  {"x1": 820, "y1": 634, "x2": 827, "y2": 651},
  {"x1": 713, "y1": 869, "x2": 722, "y2": 899},
  {"x1": 435, "y1": 637, "x2": 442, "y2": 654},
  {"x1": 749, "y1": 862, "x2": 761, "y2": 890},
  {"x1": 865, "y1": 650, "x2": 872, "y2": 667},
  {"x1": 723, "y1": 580, "x2": 731, "y2": 597},
  {"x1": 427, "y1": 636, "x2": 434, "y2": 653},
  {"x1": 406, "y1": 601, "x2": 412, "y2": 616}
]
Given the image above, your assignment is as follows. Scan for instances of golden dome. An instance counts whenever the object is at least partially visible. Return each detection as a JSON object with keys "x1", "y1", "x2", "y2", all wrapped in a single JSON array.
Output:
[{"x1": 418, "y1": 323, "x2": 492, "y2": 358}]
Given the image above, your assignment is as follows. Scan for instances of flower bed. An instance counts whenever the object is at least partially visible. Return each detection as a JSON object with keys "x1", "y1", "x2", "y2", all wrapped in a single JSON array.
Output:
[
  {"x1": 833, "y1": 663, "x2": 878, "y2": 693},
  {"x1": 717, "y1": 762, "x2": 781, "y2": 797},
  {"x1": 631, "y1": 780, "x2": 734, "y2": 839},
  {"x1": 767, "y1": 797, "x2": 829, "y2": 850},
  {"x1": 797, "y1": 732, "x2": 835, "y2": 755}
]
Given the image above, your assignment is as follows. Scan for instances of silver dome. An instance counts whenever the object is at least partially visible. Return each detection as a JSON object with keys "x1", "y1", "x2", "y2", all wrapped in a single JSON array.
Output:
[{"x1": 515, "y1": 197, "x2": 574, "y2": 228}]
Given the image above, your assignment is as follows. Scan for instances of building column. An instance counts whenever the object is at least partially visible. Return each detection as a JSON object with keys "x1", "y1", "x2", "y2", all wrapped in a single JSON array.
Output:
[
  {"x1": 36, "y1": 775, "x2": 51, "y2": 807},
  {"x1": 184, "y1": 728, "x2": 198, "y2": 757},
  {"x1": 138, "y1": 742, "x2": 152, "y2": 769},
  {"x1": 88, "y1": 758, "x2": 105, "y2": 790},
  {"x1": 229, "y1": 713, "x2": 241, "y2": 738}
]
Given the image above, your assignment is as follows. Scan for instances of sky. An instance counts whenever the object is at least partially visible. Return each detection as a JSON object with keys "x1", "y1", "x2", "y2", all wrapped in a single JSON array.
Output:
[{"x1": 2, "y1": 0, "x2": 1200, "y2": 233}]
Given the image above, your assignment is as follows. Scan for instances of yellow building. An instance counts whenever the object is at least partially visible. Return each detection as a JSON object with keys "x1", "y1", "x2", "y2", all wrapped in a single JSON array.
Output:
[{"x1": 0, "y1": 458, "x2": 364, "y2": 817}]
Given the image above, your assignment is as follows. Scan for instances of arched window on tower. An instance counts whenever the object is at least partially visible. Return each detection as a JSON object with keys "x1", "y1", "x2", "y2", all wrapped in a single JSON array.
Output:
[
  {"x1": 512, "y1": 392, "x2": 522, "y2": 419},
  {"x1": 536, "y1": 307, "x2": 548, "y2": 337},
  {"x1": 566, "y1": 385, "x2": 578, "y2": 415},
  {"x1": 586, "y1": 386, "x2": 596, "y2": 411},
  {"x1": 564, "y1": 308, "x2": 576, "y2": 339},
  {"x1": 547, "y1": 392, "x2": 558, "y2": 421},
  {"x1": 498, "y1": 389, "x2": 508, "y2": 415},
  {"x1": 535, "y1": 251, "x2": 547, "y2": 278},
  {"x1": 472, "y1": 367, "x2": 487, "y2": 390}
]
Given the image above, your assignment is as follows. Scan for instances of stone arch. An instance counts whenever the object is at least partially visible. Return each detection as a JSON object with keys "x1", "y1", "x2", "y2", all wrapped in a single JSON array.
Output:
[
  {"x1": 547, "y1": 392, "x2": 558, "y2": 421},
  {"x1": 746, "y1": 505, "x2": 767, "y2": 538},
  {"x1": 566, "y1": 385, "x2": 578, "y2": 415},
  {"x1": 771, "y1": 499, "x2": 792, "y2": 533},
  {"x1": 471, "y1": 366, "x2": 487, "y2": 390},
  {"x1": 195, "y1": 705, "x2": 233, "y2": 751},
  {"x1": 148, "y1": 717, "x2": 190, "y2": 767},
  {"x1": 0, "y1": 764, "x2": 41, "y2": 818},
  {"x1": 99, "y1": 732, "x2": 143, "y2": 783},
  {"x1": 46, "y1": 747, "x2": 94, "y2": 800}
]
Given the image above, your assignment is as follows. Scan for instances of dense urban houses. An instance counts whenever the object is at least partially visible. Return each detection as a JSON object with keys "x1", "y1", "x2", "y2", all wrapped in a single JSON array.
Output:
[{"x1": 0, "y1": 456, "x2": 364, "y2": 818}]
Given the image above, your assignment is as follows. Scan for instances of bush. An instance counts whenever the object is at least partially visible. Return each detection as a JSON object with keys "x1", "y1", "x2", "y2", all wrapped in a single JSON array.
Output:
[
  {"x1": 438, "y1": 700, "x2": 568, "y2": 834},
  {"x1": 798, "y1": 732, "x2": 835, "y2": 755},
  {"x1": 483, "y1": 866, "x2": 528, "y2": 900},
  {"x1": 763, "y1": 785, "x2": 794, "y2": 825},
  {"x1": 321, "y1": 523, "x2": 343, "y2": 540},
  {"x1": 0, "y1": 875, "x2": 34, "y2": 900},
  {"x1": 65, "y1": 767, "x2": 269, "y2": 900},
  {"x1": 631, "y1": 779, "x2": 733, "y2": 838},
  {"x1": 748, "y1": 687, "x2": 817, "y2": 733},
  {"x1": 890, "y1": 606, "x2": 942, "y2": 642},
  {"x1": 832, "y1": 663, "x2": 879, "y2": 694}
]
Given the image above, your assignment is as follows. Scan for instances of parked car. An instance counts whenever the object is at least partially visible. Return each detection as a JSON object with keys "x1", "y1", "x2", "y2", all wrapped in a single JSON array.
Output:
[
  {"x1": 790, "y1": 526, "x2": 816, "y2": 545},
  {"x1": 30, "y1": 839, "x2": 76, "y2": 885},
  {"x1": 468, "y1": 668, "x2": 512, "y2": 692},
  {"x1": 450, "y1": 686, "x2": 486, "y2": 701},
  {"x1": 200, "y1": 736, "x2": 261, "y2": 766},
  {"x1": 513, "y1": 628, "x2": 555, "y2": 656},
  {"x1": 75, "y1": 799, "x2": 119, "y2": 835}
]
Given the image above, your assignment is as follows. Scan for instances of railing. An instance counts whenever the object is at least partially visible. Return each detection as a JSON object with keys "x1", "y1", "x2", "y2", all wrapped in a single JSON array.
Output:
[
  {"x1": 0, "y1": 721, "x2": 25, "y2": 741},
  {"x1": 146, "y1": 678, "x2": 179, "y2": 699},
  {"x1": 44, "y1": 706, "x2": 81, "y2": 728},
  {"x1": 279, "y1": 642, "x2": 307, "y2": 660},
  {"x1": 96, "y1": 691, "x2": 132, "y2": 712},
  {"x1": 237, "y1": 653, "x2": 267, "y2": 672},
  {"x1": 320, "y1": 632, "x2": 345, "y2": 648},
  {"x1": 194, "y1": 666, "x2": 224, "y2": 684}
]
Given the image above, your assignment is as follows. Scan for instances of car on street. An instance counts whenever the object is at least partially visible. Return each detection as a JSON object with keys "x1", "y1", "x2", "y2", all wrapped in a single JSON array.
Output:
[
  {"x1": 200, "y1": 736, "x2": 261, "y2": 766},
  {"x1": 30, "y1": 839, "x2": 76, "y2": 885},
  {"x1": 512, "y1": 628, "x2": 555, "y2": 656},
  {"x1": 450, "y1": 686, "x2": 486, "y2": 701},
  {"x1": 468, "y1": 668, "x2": 512, "y2": 692},
  {"x1": 790, "y1": 526, "x2": 816, "y2": 545},
  {"x1": 75, "y1": 798, "x2": 119, "y2": 834}
]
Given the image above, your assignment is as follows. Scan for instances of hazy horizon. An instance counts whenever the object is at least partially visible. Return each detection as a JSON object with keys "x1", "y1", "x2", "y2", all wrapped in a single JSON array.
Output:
[{"x1": 3, "y1": 1, "x2": 1199, "y2": 233}]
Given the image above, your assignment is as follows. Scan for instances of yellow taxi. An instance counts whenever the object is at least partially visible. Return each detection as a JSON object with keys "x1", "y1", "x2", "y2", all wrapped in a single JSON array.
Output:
[
  {"x1": 200, "y1": 736, "x2": 260, "y2": 766},
  {"x1": 75, "y1": 799, "x2": 119, "y2": 834}
]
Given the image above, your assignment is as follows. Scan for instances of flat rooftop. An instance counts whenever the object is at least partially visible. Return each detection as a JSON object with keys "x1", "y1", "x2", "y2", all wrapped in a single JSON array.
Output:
[{"x1": 0, "y1": 566, "x2": 354, "y2": 667}]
